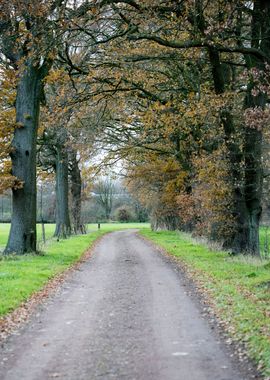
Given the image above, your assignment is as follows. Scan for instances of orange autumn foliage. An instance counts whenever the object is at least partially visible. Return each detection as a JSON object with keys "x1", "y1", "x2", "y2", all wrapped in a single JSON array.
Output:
[{"x1": 0, "y1": 68, "x2": 22, "y2": 193}]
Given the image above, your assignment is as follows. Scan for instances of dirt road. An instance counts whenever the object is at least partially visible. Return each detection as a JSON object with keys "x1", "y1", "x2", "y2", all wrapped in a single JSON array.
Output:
[{"x1": 0, "y1": 230, "x2": 255, "y2": 380}]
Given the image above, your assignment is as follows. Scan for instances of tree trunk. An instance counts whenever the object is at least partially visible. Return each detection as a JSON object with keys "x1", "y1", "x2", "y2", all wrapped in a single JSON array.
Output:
[
  {"x1": 208, "y1": 44, "x2": 264, "y2": 255},
  {"x1": 70, "y1": 150, "x2": 85, "y2": 234},
  {"x1": 4, "y1": 63, "x2": 43, "y2": 254},
  {"x1": 54, "y1": 145, "x2": 71, "y2": 238},
  {"x1": 238, "y1": 0, "x2": 270, "y2": 255},
  {"x1": 237, "y1": 92, "x2": 263, "y2": 254}
]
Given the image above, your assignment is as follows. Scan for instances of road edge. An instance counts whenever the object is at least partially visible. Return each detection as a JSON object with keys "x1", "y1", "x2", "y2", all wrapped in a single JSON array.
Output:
[
  {"x1": 137, "y1": 231, "x2": 263, "y2": 380},
  {"x1": 0, "y1": 232, "x2": 109, "y2": 343}
]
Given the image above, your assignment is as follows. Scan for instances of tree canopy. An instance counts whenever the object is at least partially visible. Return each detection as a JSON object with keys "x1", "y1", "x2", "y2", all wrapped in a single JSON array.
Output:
[{"x1": 1, "y1": 0, "x2": 270, "y2": 256}]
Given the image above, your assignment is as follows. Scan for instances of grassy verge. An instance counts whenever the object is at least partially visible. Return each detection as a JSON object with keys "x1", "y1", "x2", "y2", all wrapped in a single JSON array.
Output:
[
  {"x1": 0, "y1": 222, "x2": 149, "y2": 250},
  {"x1": 140, "y1": 229, "x2": 270, "y2": 378},
  {"x1": 87, "y1": 222, "x2": 149, "y2": 231},
  {"x1": 0, "y1": 223, "x2": 148, "y2": 317}
]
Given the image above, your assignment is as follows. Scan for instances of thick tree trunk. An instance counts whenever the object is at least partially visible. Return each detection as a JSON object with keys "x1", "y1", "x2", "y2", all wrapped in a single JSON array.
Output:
[
  {"x1": 208, "y1": 45, "x2": 264, "y2": 255},
  {"x1": 237, "y1": 0, "x2": 270, "y2": 255},
  {"x1": 70, "y1": 150, "x2": 85, "y2": 234},
  {"x1": 4, "y1": 63, "x2": 42, "y2": 254},
  {"x1": 54, "y1": 146, "x2": 71, "y2": 238},
  {"x1": 240, "y1": 87, "x2": 263, "y2": 254}
]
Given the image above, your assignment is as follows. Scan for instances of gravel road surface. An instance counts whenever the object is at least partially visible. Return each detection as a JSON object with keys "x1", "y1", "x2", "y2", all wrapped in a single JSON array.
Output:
[{"x1": 0, "y1": 230, "x2": 255, "y2": 380}]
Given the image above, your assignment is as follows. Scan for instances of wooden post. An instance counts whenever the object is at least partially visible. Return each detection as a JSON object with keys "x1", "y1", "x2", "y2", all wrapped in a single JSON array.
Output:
[{"x1": 42, "y1": 221, "x2": 46, "y2": 244}]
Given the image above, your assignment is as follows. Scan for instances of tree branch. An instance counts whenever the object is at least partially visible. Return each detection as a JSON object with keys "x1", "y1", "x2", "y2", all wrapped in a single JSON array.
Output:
[{"x1": 129, "y1": 34, "x2": 270, "y2": 62}]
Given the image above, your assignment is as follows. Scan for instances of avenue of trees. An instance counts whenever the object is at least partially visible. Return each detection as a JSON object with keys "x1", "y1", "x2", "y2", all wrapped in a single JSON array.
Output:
[{"x1": 1, "y1": 1, "x2": 270, "y2": 256}]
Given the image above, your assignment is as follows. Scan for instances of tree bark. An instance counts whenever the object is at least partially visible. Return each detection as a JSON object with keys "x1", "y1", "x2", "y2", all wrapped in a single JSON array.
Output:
[
  {"x1": 188, "y1": 0, "x2": 265, "y2": 255},
  {"x1": 54, "y1": 145, "x2": 71, "y2": 238},
  {"x1": 4, "y1": 63, "x2": 43, "y2": 254},
  {"x1": 69, "y1": 150, "x2": 85, "y2": 234},
  {"x1": 238, "y1": 0, "x2": 270, "y2": 255},
  {"x1": 208, "y1": 41, "x2": 264, "y2": 255}
]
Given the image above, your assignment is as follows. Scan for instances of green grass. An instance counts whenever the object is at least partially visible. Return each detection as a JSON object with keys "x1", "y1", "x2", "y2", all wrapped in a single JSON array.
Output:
[
  {"x1": 259, "y1": 226, "x2": 270, "y2": 258},
  {"x1": 0, "y1": 224, "x2": 56, "y2": 250},
  {"x1": 139, "y1": 228, "x2": 270, "y2": 378},
  {"x1": 0, "y1": 224, "x2": 10, "y2": 247},
  {"x1": 0, "y1": 223, "x2": 149, "y2": 250},
  {"x1": 87, "y1": 222, "x2": 149, "y2": 231},
  {"x1": 0, "y1": 223, "x2": 149, "y2": 317}
]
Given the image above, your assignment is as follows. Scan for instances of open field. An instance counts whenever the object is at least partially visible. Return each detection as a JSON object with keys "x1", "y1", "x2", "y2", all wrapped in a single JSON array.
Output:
[
  {"x1": 140, "y1": 229, "x2": 270, "y2": 378},
  {"x1": 0, "y1": 224, "x2": 56, "y2": 249}
]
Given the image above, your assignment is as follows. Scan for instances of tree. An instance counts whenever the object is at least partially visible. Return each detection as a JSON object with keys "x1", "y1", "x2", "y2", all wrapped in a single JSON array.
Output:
[
  {"x1": 94, "y1": 179, "x2": 115, "y2": 220},
  {"x1": 69, "y1": 149, "x2": 85, "y2": 234},
  {"x1": 98, "y1": 0, "x2": 270, "y2": 255},
  {"x1": 0, "y1": 0, "x2": 121, "y2": 253},
  {"x1": 0, "y1": 1, "x2": 63, "y2": 253},
  {"x1": 1, "y1": 0, "x2": 270, "y2": 256},
  {"x1": 115, "y1": 207, "x2": 132, "y2": 222},
  {"x1": 53, "y1": 129, "x2": 71, "y2": 238}
]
